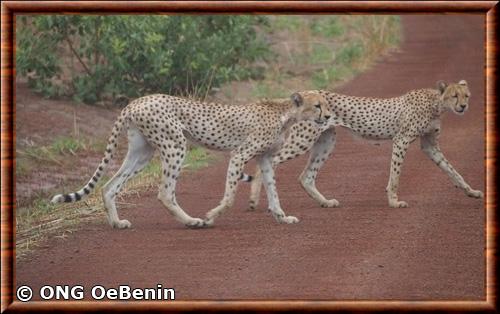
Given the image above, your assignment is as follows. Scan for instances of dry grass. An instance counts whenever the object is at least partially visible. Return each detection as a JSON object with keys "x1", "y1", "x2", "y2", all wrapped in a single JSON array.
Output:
[
  {"x1": 212, "y1": 15, "x2": 401, "y2": 104},
  {"x1": 16, "y1": 15, "x2": 401, "y2": 260},
  {"x1": 16, "y1": 146, "x2": 216, "y2": 260},
  {"x1": 16, "y1": 196, "x2": 105, "y2": 259},
  {"x1": 16, "y1": 77, "x2": 219, "y2": 260}
]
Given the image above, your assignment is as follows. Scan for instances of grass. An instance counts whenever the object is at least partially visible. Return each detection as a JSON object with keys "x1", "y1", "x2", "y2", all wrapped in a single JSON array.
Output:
[
  {"x1": 15, "y1": 135, "x2": 108, "y2": 207},
  {"x1": 308, "y1": 16, "x2": 400, "y2": 90},
  {"x1": 15, "y1": 158, "x2": 32, "y2": 177},
  {"x1": 16, "y1": 15, "x2": 402, "y2": 259},
  {"x1": 253, "y1": 80, "x2": 290, "y2": 99},
  {"x1": 16, "y1": 192, "x2": 106, "y2": 258},
  {"x1": 183, "y1": 146, "x2": 216, "y2": 170},
  {"x1": 270, "y1": 15, "x2": 304, "y2": 32},
  {"x1": 51, "y1": 136, "x2": 88, "y2": 155},
  {"x1": 310, "y1": 16, "x2": 344, "y2": 37},
  {"x1": 16, "y1": 144, "x2": 216, "y2": 260},
  {"x1": 310, "y1": 43, "x2": 334, "y2": 65},
  {"x1": 240, "y1": 15, "x2": 401, "y2": 100},
  {"x1": 16, "y1": 135, "x2": 97, "y2": 173},
  {"x1": 132, "y1": 146, "x2": 216, "y2": 181},
  {"x1": 312, "y1": 67, "x2": 349, "y2": 90},
  {"x1": 337, "y1": 41, "x2": 364, "y2": 64},
  {"x1": 16, "y1": 136, "x2": 90, "y2": 183}
]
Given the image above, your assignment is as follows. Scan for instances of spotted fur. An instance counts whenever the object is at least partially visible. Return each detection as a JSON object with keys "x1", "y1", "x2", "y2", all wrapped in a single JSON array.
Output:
[
  {"x1": 51, "y1": 91, "x2": 331, "y2": 229},
  {"x1": 248, "y1": 80, "x2": 483, "y2": 210}
]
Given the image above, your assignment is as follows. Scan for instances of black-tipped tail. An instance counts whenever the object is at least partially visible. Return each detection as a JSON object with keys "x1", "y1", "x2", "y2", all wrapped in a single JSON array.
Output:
[
  {"x1": 50, "y1": 108, "x2": 130, "y2": 205},
  {"x1": 51, "y1": 188, "x2": 90, "y2": 204},
  {"x1": 239, "y1": 173, "x2": 253, "y2": 182}
]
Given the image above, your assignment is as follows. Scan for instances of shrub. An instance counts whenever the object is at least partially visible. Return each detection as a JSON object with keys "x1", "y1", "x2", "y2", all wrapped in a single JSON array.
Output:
[{"x1": 16, "y1": 15, "x2": 270, "y2": 104}]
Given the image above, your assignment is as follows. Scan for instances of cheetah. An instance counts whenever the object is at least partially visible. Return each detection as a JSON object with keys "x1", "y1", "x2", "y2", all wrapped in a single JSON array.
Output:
[
  {"x1": 247, "y1": 80, "x2": 484, "y2": 210},
  {"x1": 51, "y1": 91, "x2": 332, "y2": 229}
]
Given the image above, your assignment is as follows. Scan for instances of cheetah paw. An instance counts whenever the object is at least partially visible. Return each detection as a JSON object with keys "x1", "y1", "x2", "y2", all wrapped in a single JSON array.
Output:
[
  {"x1": 247, "y1": 201, "x2": 257, "y2": 211},
  {"x1": 279, "y1": 215, "x2": 299, "y2": 224},
  {"x1": 203, "y1": 217, "x2": 215, "y2": 227},
  {"x1": 320, "y1": 198, "x2": 340, "y2": 208},
  {"x1": 466, "y1": 189, "x2": 484, "y2": 199},
  {"x1": 389, "y1": 200, "x2": 408, "y2": 208},
  {"x1": 185, "y1": 218, "x2": 208, "y2": 229},
  {"x1": 112, "y1": 219, "x2": 132, "y2": 229}
]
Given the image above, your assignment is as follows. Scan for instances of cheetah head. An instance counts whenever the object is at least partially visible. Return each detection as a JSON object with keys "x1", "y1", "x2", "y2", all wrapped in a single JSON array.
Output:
[
  {"x1": 290, "y1": 91, "x2": 332, "y2": 125},
  {"x1": 437, "y1": 80, "x2": 471, "y2": 115}
]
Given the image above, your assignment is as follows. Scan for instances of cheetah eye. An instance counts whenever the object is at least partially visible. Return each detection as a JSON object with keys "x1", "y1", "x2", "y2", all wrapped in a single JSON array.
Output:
[
  {"x1": 452, "y1": 94, "x2": 458, "y2": 98},
  {"x1": 314, "y1": 104, "x2": 321, "y2": 108}
]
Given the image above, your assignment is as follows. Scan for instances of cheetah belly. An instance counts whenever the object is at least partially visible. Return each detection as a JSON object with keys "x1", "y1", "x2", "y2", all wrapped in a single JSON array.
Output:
[
  {"x1": 182, "y1": 129, "x2": 246, "y2": 151},
  {"x1": 341, "y1": 118, "x2": 398, "y2": 142},
  {"x1": 348, "y1": 130, "x2": 392, "y2": 145}
]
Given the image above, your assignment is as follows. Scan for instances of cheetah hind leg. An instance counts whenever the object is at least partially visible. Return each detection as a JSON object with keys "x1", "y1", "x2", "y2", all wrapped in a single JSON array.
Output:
[
  {"x1": 248, "y1": 127, "x2": 339, "y2": 210},
  {"x1": 102, "y1": 127, "x2": 155, "y2": 229},
  {"x1": 248, "y1": 166, "x2": 263, "y2": 210},
  {"x1": 299, "y1": 128, "x2": 339, "y2": 208},
  {"x1": 156, "y1": 139, "x2": 206, "y2": 229}
]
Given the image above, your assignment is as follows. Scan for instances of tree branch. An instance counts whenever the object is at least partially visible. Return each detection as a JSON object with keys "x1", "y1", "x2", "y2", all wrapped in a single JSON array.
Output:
[{"x1": 64, "y1": 36, "x2": 92, "y2": 77}]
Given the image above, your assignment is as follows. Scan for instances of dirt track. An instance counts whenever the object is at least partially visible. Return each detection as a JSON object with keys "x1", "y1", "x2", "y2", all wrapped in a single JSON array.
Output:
[{"x1": 16, "y1": 15, "x2": 485, "y2": 300}]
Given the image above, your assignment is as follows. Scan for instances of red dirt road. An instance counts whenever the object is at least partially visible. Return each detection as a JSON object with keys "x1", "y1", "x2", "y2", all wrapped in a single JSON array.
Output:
[{"x1": 16, "y1": 15, "x2": 485, "y2": 300}]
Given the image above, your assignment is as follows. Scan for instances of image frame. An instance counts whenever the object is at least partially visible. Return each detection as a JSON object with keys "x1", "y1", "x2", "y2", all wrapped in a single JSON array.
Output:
[{"x1": 1, "y1": 1, "x2": 497, "y2": 312}]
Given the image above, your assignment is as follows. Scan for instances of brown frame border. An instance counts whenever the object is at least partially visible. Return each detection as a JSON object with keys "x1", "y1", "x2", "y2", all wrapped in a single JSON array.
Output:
[{"x1": 1, "y1": 1, "x2": 497, "y2": 312}]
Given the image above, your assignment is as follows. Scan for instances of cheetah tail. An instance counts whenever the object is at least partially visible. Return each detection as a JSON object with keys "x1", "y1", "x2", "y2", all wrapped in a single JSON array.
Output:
[
  {"x1": 239, "y1": 173, "x2": 253, "y2": 182},
  {"x1": 50, "y1": 110, "x2": 130, "y2": 204}
]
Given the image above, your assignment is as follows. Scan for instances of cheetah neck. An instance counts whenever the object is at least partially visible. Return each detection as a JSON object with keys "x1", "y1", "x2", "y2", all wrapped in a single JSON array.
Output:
[
  {"x1": 280, "y1": 112, "x2": 295, "y2": 124},
  {"x1": 432, "y1": 97, "x2": 448, "y2": 117},
  {"x1": 279, "y1": 103, "x2": 299, "y2": 128},
  {"x1": 274, "y1": 105, "x2": 300, "y2": 141},
  {"x1": 283, "y1": 116, "x2": 298, "y2": 131}
]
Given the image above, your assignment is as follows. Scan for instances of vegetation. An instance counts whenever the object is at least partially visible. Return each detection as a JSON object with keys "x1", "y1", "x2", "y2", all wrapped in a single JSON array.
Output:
[
  {"x1": 246, "y1": 15, "x2": 401, "y2": 99},
  {"x1": 16, "y1": 15, "x2": 270, "y2": 104},
  {"x1": 310, "y1": 16, "x2": 400, "y2": 89},
  {"x1": 16, "y1": 136, "x2": 93, "y2": 179},
  {"x1": 16, "y1": 140, "x2": 216, "y2": 259},
  {"x1": 15, "y1": 15, "x2": 401, "y2": 259},
  {"x1": 16, "y1": 15, "x2": 400, "y2": 104}
]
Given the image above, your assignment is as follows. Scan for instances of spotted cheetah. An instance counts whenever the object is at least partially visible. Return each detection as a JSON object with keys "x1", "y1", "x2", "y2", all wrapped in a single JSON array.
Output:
[
  {"x1": 247, "y1": 80, "x2": 483, "y2": 210},
  {"x1": 51, "y1": 91, "x2": 332, "y2": 229}
]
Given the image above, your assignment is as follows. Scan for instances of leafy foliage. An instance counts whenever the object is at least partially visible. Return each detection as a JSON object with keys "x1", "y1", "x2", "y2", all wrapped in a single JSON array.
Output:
[{"x1": 16, "y1": 15, "x2": 270, "y2": 104}]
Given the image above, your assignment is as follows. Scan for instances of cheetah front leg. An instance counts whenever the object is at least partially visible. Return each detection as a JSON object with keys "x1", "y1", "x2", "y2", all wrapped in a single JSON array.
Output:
[
  {"x1": 248, "y1": 122, "x2": 327, "y2": 210},
  {"x1": 248, "y1": 166, "x2": 263, "y2": 210},
  {"x1": 386, "y1": 135, "x2": 412, "y2": 208},
  {"x1": 420, "y1": 132, "x2": 483, "y2": 198},
  {"x1": 258, "y1": 154, "x2": 299, "y2": 224},
  {"x1": 298, "y1": 127, "x2": 339, "y2": 208},
  {"x1": 204, "y1": 150, "x2": 253, "y2": 226}
]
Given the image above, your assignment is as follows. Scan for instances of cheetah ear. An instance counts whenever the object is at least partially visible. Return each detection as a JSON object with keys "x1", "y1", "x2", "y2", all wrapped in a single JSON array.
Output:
[
  {"x1": 291, "y1": 92, "x2": 303, "y2": 107},
  {"x1": 437, "y1": 80, "x2": 448, "y2": 94},
  {"x1": 458, "y1": 80, "x2": 468, "y2": 86}
]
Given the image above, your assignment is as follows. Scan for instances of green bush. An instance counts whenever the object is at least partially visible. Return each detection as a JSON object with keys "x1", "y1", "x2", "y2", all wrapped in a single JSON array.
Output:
[{"x1": 16, "y1": 15, "x2": 270, "y2": 104}]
